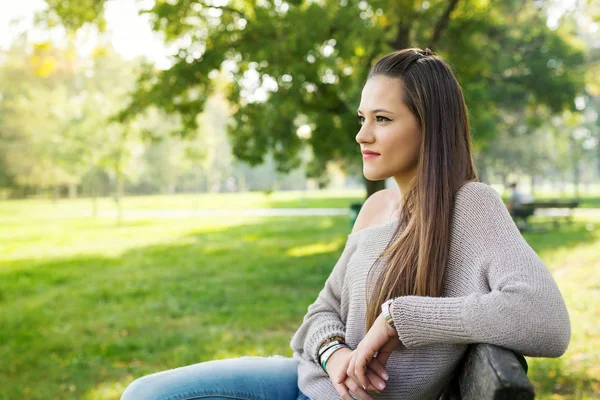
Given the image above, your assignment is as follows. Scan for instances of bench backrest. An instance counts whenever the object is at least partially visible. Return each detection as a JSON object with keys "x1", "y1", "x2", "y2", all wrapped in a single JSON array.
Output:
[{"x1": 442, "y1": 344, "x2": 535, "y2": 400}]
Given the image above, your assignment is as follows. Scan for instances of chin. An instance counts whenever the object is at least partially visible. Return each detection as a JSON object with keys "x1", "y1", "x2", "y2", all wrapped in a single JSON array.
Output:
[{"x1": 363, "y1": 168, "x2": 391, "y2": 182}]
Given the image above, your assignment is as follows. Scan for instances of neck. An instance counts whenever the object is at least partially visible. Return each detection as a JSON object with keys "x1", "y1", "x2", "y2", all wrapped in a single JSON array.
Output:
[{"x1": 393, "y1": 169, "x2": 417, "y2": 201}]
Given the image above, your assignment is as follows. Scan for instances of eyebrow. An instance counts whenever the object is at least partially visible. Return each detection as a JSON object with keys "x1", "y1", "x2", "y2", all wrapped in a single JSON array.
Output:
[{"x1": 357, "y1": 108, "x2": 394, "y2": 114}]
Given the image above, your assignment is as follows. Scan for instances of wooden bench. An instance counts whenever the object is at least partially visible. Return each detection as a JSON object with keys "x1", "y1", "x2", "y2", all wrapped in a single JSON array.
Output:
[
  {"x1": 441, "y1": 344, "x2": 534, "y2": 400},
  {"x1": 512, "y1": 200, "x2": 580, "y2": 231}
]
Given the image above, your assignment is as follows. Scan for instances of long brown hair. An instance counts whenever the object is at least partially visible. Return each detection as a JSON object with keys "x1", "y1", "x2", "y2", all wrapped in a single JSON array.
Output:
[{"x1": 364, "y1": 48, "x2": 478, "y2": 330}]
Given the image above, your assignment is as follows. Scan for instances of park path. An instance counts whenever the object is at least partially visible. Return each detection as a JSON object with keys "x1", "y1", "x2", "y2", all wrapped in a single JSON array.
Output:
[
  {"x1": 93, "y1": 207, "x2": 600, "y2": 219},
  {"x1": 96, "y1": 208, "x2": 349, "y2": 218}
]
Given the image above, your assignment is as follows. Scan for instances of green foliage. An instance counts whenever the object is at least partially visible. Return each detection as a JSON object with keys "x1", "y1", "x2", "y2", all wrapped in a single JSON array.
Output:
[
  {"x1": 0, "y1": 39, "x2": 97, "y2": 189},
  {"x1": 441, "y1": 2, "x2": 586, "y2": 145},
  {"x1": 40, "y1": 0, "x2": 587, "y2": 177}
]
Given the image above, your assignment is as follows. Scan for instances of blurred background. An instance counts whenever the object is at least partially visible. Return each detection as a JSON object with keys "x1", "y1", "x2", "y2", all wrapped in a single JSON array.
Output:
[{"x1": 0, "y1": 0, "x2": 599, "y2": 399}]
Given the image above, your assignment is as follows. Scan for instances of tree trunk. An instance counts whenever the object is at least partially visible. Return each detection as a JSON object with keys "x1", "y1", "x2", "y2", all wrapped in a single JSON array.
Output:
[
  {"x1": 115, "y1": 172, "x2": 124, "y2": 226},
  {"x1": 91, "y1": 176, "x2": 98, "y2": 218},
  {"x1": 573, "y1": 161, "x2": 580, "y2": 199},
  {"x1": 429, "y1": 0, "x2": 460, "y2": 49},
  {"x1": 364, "y1": 178, "x2": 386, "y2": 200},
  {"x1": 597, "y1": 126, "x2": 600, "y2": 178},
  {"x1": 92, "y1": 191, "x2": 98, "y2": 217},
  {"x1": 570, "y1": 135, "x2": 580, "y2": 199},
  {"x1": 394, "y1": 25, "x2": 411, "y2": 49},
  {"x1": 113, "y1": 151, "x2": 125, "y2": 226},
  {"x1": 68, "y1": 183, "x2": 77, "y2": 199},
  {"x1": 52, "y1": 185, "x2": 59, "y2": 204},
  {"x1": 194, "y1": 165, "x2": 204, "y2": 209},
  {"x1": 51, "y1": 172, "x2": 59, "y2": 204},
  {"x1": 474, "y1": 152, "x2": 488, "y2": 184}
]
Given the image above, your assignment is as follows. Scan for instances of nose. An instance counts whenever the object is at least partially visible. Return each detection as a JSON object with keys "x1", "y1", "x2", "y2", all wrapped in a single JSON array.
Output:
[{"x1": 355, "y1": 123, "x2": 375, "y2": 145}]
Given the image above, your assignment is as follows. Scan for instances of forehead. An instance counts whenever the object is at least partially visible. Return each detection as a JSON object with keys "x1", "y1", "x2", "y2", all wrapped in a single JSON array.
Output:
[{"x1": 359, "y1": 75, "x2": 405, "y2": 109}]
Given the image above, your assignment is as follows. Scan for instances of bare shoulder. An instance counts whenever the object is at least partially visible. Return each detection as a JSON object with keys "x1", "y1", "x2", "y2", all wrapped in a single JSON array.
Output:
[{"x1": 351, "y1": 188, "x2": 399, "y2": 234}]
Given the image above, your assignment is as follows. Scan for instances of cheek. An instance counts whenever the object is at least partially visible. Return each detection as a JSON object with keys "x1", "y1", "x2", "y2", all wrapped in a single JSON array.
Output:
[
  {"x1": 407, "y1": 130, "x2": 422, "y2": 158},
  {"x1": 386, "y1": 127, "x2": 421, "y2": 159}
]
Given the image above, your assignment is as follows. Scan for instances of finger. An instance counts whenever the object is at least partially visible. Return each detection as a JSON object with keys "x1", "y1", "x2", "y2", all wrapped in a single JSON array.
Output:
[
  {"x1": 354, "y1": 348, "x2": 376, "y2": 391},
  {"x1": 375, "y1": 347, "x2": 394, "y2": 367},
  {"x1": 367, "y1": 357, "x2": 389, "y2": 382},
  {"x1": 346, "y1": 354, "x2": 358, "y2": 387},
  {"x1": 345, "y1": 377, "x2": 376, "y2": 400},
  {"x1": 333, "y1": 382, "x2": 354, "y2": 400},
  {"x1": 346, "y1": 368, "x2": 383, "y2": 393},
  {"x1": 364, "y1": 367, "x2": 386, "y2": 392}
]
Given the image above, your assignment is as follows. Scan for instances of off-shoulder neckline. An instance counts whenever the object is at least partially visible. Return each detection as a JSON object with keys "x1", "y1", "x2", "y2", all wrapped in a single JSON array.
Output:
[
  {"x1": 346, "y1": 181, "x2": 484, "y2": 240},
  {"x1": 347, "y1": 217, "x2": 401, "y2": 239}
]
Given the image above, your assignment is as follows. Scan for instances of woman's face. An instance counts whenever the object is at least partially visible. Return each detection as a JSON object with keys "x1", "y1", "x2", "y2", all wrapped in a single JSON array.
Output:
[{"x1": 355, "y1": 75, "x2": 422, "y2": 182}]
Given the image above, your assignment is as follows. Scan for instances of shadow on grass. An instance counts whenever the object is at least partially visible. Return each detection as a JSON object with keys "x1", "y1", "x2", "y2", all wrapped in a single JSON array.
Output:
[{"x1": 0, "y1": 216, "x2": 351, "y2": 400}]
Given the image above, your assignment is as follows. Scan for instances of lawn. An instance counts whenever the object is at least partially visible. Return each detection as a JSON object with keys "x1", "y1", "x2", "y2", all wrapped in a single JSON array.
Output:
[
  {"x1": 0, "y1": 189, "x2": 366, "y2": 218},
  {"x1": 0, "y1": 195, "x2": 598, "y2": 399}
]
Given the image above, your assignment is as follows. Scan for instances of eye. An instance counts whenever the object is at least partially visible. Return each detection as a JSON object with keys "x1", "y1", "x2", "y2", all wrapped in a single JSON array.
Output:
[{"x1": 357, "y1": 115, "x2": 391, "y2": 125}]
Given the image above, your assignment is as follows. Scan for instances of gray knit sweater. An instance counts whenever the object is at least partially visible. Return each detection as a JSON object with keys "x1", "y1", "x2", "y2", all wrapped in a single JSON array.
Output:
[{"x1": 289, "y1": 182, "x2": 570, "y2": 400}]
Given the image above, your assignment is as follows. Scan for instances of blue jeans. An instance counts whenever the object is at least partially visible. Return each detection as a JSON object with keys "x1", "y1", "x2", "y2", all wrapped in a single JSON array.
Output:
[{"x1": 121, "y1": 355, "x2": 311, "y2": 400}]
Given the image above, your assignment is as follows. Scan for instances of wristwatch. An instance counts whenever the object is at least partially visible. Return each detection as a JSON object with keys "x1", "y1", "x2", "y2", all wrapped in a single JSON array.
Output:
[{"x1": 381, "y1": 298, "x2": 396, "y2": 330}]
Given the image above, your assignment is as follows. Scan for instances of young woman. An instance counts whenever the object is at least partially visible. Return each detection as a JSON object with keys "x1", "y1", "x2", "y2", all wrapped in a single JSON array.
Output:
[{"x1": 121, "y1": 48, "x2": 570, "y2": 400}]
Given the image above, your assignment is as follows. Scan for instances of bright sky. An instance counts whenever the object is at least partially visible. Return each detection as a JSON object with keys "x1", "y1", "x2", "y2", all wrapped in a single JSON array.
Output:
[{"x1": 0, "y1": 0, "x2": 171, "y2": 68}]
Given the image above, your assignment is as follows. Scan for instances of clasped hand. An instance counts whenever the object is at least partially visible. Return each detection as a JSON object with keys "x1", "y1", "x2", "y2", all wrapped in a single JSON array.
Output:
[{"x1": 327, "y1": 313, "x2": 401, "y2": 399}]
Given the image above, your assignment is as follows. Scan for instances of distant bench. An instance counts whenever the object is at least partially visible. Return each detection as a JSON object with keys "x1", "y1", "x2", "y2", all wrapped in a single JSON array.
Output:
[
  {"x1": 442, "y1": 344, "x2": 533, "y2": 400},
  {"x1": 512, "y1": 200, "x2": 580, "y2": 230}
]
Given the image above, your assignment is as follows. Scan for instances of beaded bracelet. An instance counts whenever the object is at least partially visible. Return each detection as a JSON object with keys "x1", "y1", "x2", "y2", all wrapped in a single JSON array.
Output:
[
  {"x1": 319, "y1": 335, "x2": 345, "y2": 350},
  {"x1": 317, "y1": 336, "x2": 345, "y2": 357}
]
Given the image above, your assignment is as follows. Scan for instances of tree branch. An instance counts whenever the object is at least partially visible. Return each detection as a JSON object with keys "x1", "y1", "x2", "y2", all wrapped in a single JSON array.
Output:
[{"x1": 429, "y1": 0, "x2": 461, "y2": 50}]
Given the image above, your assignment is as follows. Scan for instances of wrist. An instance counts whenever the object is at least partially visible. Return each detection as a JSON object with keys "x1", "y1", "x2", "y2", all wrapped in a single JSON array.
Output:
[
  {"x1": 381, "y1": 298, "x2": 397, "y2": 336},
  {"x1": 322, "y1": 345, "x2": 350, "y2": 373},
  {"x1": 319, "y1": 342, "x2": 350, "y2": 372}
]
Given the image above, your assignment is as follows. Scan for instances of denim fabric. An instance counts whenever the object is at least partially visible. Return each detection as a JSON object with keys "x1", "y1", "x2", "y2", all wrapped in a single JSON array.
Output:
[{"x1": 121, "y1": 355, "x2": 311, "y2": 400}]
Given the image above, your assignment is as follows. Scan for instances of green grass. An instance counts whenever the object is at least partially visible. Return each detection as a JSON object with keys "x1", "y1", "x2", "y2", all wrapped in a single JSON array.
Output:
[
  {"x1": 523, "y1": 217, "x2": 600, "y2": 399},
  {"x1": 0, "y1": 189, "x2": 366, "y2": 218},
  {"x1": 0, "y1": 196, "x2": 599, "y2": 399}
]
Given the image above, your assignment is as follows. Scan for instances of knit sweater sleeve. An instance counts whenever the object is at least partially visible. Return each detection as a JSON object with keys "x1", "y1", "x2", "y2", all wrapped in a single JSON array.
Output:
[
  {"x1": 289, "y1": 234, "x2": 358, "y2": 364},
  {"x1": 391, "y1": 183, "x2": 571, "y2": 357}
]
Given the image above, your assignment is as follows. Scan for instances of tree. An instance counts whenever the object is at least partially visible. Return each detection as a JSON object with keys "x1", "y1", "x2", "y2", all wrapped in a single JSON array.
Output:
[
  {"x1": 41, "y1": 0, "x2": 586, "y2": 197},
  {"x1": 0, "y1": 39, "x2": 93, "y2": 198},
  {"x1": 0, "y1": 34, "x2": 155, "y2": 222}
]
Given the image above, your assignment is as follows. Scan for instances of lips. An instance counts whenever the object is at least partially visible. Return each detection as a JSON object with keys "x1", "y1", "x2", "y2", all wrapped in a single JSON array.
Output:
[{"x1": 362, "y1": 150, "x2": 380, "y2": 159}]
